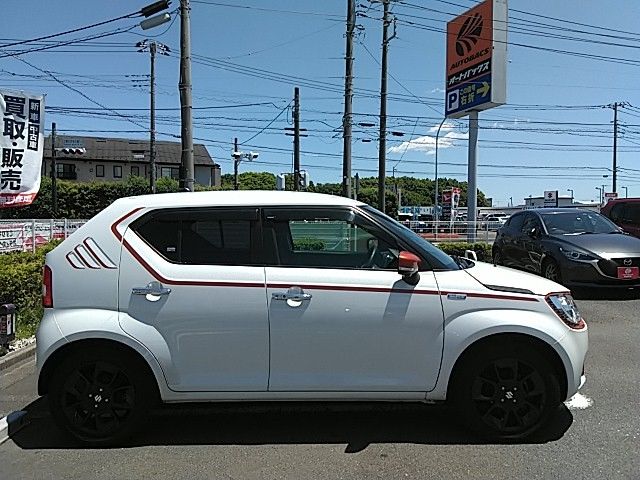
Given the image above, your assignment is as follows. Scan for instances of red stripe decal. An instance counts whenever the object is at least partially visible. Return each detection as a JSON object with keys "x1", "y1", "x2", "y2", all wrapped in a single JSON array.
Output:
[
  {"x1": 83, "y1": 238, "x2": 117, "y2": 269},
  {"x1": 111, "y1": 207, "x2": 145, "y2": 242},
  {"x1": 74, "y1": 245, "x2": 100, "y2": 269},
  {"x1": 110, "y1": 208, "x2": 538, "y2": 303}
]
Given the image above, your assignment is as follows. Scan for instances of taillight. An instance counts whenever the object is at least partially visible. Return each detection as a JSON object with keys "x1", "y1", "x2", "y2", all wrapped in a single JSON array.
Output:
[{"x1": 43, "y1": 265, "x2": 53, "y2": 308}]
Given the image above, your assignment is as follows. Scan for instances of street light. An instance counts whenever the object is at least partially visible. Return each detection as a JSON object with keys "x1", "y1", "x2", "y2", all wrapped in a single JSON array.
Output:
[
  {"x1": 595, "y1": 186, "x2": 602, "y2": 204},
  {"x1": 622, "y1": 186, "x2": 628, "y2": 198},
  {"x1": 232, "y1": 150, "x2": 259, "y2": 190},
  {"x1": 567, "y1": 188, "x2": 574, "y2": 204}
]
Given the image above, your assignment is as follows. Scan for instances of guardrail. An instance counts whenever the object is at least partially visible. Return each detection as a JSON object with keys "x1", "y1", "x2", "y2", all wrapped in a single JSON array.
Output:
[{"x1": 0, "y1": 219, "x2": 87, "y2": 254}]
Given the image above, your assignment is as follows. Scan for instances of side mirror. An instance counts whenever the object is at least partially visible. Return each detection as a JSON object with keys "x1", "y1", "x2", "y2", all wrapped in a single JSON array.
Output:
[{"x1": 398, "y1": 251, "x2": 421, "y2": 281}]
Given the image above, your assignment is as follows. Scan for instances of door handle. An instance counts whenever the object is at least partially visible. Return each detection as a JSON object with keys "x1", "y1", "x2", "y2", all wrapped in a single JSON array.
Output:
[
  {"x1": 272, "y1": 286, "x2": 312, "y2": 302},
  {"x1": 132, "y1": 281, "x2": 171, "y2": 296}
]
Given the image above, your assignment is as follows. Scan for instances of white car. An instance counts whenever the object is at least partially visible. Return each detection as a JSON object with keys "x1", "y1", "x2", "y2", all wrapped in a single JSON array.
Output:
[{"x1": 37, "y1": 191, "x2": 587, "y2": 444}]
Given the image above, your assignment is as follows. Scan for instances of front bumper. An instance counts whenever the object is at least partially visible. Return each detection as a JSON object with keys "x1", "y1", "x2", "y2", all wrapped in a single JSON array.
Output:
[
  {"x1": 561, "y1": 260, "x2": 640, "y2": 289},
  {"x1": 555, "y1": 323, "x2": 589, "y2": 401}
]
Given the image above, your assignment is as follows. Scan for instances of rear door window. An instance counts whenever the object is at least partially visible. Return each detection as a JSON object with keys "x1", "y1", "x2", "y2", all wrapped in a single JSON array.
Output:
[{"x1": 132, "y1": 208, "x2": 259, "y2": 265}]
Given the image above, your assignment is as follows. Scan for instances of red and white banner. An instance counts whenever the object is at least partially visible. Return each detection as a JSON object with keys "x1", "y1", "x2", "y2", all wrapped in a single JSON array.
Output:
[{"x1": 0, "y1": 90, "x2": 45, "y2": 208}]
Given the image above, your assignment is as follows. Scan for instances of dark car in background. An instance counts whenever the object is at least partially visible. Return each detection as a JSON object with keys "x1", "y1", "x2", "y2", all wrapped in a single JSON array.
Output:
[
  {"x1": 601, "y1": 198, "x2": 640, "y2": 238},
  {"x1": 492, "y1": 208, "x2": 640, "y2": 289}
]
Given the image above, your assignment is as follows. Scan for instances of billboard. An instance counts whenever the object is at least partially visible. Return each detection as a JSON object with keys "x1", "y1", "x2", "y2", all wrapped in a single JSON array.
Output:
[
  {"x1": 0, "y1": 90, "x2": 45, "y2": 208},
  {"x1": 445, "y1": 0, "x2": 507, "y2": 118}
]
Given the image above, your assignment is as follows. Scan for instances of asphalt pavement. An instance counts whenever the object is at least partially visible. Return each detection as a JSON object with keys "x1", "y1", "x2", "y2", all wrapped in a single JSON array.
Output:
[{"x1": 0, "y1": 292, "x2": 638, "y2": 480}]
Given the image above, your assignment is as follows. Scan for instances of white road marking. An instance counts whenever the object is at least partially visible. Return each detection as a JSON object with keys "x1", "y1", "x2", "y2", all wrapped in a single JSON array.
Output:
[{"x1": 564, "y1": 392, "x2": 593, "y2": 410}]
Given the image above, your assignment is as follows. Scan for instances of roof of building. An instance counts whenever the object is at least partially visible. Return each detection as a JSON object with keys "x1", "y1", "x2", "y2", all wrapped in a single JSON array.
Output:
[
  {"x1": 43, "y1": 135, "x2": 216, "y2": 166},
  {"x1": 113, "y1": 190, "x2": 365, "y2": 209}
]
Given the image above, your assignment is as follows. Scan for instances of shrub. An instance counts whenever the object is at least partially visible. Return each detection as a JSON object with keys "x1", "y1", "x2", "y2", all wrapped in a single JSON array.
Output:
[
  {"x1": 435, "y1": 242, "x2": 492, "y2": 262},
  {"x1": 293, "y1": 237, "x2": 326, "y2": 251},
  {"x1": 0, "y1": 240, "x2": 60, "y2": 338}
]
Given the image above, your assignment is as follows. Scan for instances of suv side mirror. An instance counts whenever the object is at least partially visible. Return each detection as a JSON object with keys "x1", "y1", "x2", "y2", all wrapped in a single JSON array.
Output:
[{"x1": 398, "y1": 251, "x2": 421, "y2": 284}]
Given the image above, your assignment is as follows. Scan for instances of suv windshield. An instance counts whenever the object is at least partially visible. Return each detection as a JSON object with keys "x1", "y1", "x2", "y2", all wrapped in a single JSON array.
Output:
[
  {"x1": 540, "y1": 210, "x2": 620, "y2": 235},
  {"x1": 361, "y1": 205, "x2": 459, "y2": 270}
]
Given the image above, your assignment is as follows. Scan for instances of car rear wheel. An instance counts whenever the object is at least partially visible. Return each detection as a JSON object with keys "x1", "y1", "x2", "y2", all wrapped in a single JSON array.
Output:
[
  {"x1": 49, "y1": 346, "x2": 155, "y2": 446},
  {"x1": 451, "y1": 343, "x2": 561, "y2": 441},
  {"x1": 542, "y1": 258, "x2": 562, "y2": 284}
]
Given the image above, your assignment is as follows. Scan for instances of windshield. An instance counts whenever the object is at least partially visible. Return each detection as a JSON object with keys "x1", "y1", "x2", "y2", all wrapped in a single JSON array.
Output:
[
  {"x1": 540, "y1": 210, "x2": 620, "y2": 235},
  {"x1": 361, "y1": 205, "x2": 459, "y2": 270}
]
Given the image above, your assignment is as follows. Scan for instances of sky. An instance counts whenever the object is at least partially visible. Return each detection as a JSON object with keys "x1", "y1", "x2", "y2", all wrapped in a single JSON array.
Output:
[{"x1": 3, "y1": 0, "x2": 640, "y2": 207}]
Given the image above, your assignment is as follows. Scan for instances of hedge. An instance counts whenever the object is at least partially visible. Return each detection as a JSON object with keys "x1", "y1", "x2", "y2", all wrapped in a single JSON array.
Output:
[
  {"x1": 0, "y1": 176, "x2": 209, "y2": 219},
  {"x1": 435, "y1": 242, "x2": 492, "y2": 262},
  {"x1": 0, "y1": 241, "x2": 60, "y2": 339},
  {"x1": 0, "y1": 239, "x2": 492, "y2": 341}
]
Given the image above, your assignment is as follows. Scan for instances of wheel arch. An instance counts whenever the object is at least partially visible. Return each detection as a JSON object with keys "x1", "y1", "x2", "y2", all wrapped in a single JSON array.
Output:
[
  {"x1": 38, "y1": 337, "x2": 163, "y2": 400},
  {"x1": 445, "y1": 332, "x2": 568, "y2": 402}
]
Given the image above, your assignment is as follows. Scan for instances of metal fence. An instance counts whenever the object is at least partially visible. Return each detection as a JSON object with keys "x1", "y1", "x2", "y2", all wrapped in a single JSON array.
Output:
[
  {"x1": 0, "y1": 219, "x2": 87, "y2": 254},
  {"x1": 402, "y1": 220, "x2": 496, "y2": 243}
]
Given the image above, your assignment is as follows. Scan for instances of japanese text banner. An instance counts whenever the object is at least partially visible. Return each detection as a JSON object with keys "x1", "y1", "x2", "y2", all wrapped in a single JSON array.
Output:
[{"x1": 0, "y1": 90, "x2": 45, "y2": 208}]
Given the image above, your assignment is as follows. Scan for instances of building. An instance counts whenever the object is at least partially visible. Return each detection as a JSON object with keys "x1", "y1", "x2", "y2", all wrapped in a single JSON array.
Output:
[
  {"x1": 42, "y1": 135, "x2": 221, "y2": 187},
  {"x1": 523, "y1": 195, "x2": 600, "y2": 211}
]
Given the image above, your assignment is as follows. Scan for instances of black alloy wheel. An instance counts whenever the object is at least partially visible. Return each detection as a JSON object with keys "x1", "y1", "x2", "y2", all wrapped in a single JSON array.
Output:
[
  {"x1": 49, "y1": 346, "x2": 154, "y2": 445},
  {"x1": 452, "y1": 343, "x2": 560, "y2": 440},
  {"x1": 542, "y1": 259, "x2": 562, "y2": 284}
]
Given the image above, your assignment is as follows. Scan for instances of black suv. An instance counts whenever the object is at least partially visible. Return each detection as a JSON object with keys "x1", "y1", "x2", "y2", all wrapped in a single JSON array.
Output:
[{"x1": 492, "y1": 208, "x2": 640, "y2": 289}]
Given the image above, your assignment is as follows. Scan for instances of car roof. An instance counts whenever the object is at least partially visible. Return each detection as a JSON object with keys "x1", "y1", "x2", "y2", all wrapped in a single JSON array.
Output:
[
  {"x1": 114, "y1": 190, "x2": 366, "y2": 209},
  {"x1": 524, "y1": 208, "x2": 597, "y2": 214}
]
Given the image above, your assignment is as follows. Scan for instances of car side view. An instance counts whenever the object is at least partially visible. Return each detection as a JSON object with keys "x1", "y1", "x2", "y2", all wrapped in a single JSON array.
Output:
[
  {"x1": 37, "y1": 192, "x2": 587, "y2": 445},
  {"x1": 601, "y1": 197, "x2": 640, "y2": 238},
  {"x1": 492, "y1": 208, "x2": 640, "y2": 289}
]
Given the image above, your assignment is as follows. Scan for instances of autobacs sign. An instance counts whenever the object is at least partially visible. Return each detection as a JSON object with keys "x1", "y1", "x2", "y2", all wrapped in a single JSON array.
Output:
[{"x1": 445, "y1": 0, "x2": 507, "y2": 118}]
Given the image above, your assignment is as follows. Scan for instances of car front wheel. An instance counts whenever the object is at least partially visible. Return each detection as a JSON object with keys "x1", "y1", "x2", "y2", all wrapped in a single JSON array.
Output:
[
  {"x1": 48, "y1": 346, "x2": 155, "y2": 446},
  {"x1": 451, "y1": 343, "x2": 561, "y2": 441},
  {"x1": 542, "y1": 258, "x2": 563, "y2": 284}
]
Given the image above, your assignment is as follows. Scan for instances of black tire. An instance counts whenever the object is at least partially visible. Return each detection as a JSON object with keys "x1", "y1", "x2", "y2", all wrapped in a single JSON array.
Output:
[
  {"x1": 492, "y1": 249, "x2": 504, "y2": 266},
  {"x1": 451, "y1": 342, "x2": 561, "y2": 441},
  {"x1": 542, "y1": 258, "x2": 563, "y2": 284},
  {"x1": 48, "y1": 345, "x2": 156, "y2": 446}
]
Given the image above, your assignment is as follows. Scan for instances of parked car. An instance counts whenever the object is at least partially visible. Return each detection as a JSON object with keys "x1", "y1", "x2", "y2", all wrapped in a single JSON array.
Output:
[
  {"x1": 480, "y1": 214, "x2": 509, "y2": 231},
  {"x1": 37, "y1": 192, "x2": 587, "y2": 445},
  {"x1": 601, "y1": 197, "x2": 640, "y2": 238},
  {"x1": 492, "y1": 208, "x2": 640, "y2": 289}
]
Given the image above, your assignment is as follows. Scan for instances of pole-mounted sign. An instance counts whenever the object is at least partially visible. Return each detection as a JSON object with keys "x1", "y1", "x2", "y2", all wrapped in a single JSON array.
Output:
[
  {"x1": 0, "y1": 90, "x2": 45, "y2": 208},
  {"x1": 445, "y1": 0, "x2": 507, "y2": 118}
]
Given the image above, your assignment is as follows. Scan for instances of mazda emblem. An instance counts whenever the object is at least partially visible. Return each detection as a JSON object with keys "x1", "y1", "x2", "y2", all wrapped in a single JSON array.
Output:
[{"x1": 624, "y1": 258, "x2": 632, "y2": 266}]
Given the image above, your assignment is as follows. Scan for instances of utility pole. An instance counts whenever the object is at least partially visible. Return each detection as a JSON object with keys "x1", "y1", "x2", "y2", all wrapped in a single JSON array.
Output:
[
  {"x1": 149, "y1": 42, "x2": 157, "y2": 193},
  {"x1": 136, "y1": 40, "x2": 169, "y2": 193},
  {"x1": 50, "y1": 122, "x2": 57, "y2": 217},
  {"x1": 612, "y1": 102, "x2": 618, "y2": 194},
  {"x1": 378, "y1": 0, "x2": 394, "y2": 213},
  {"x1": 233, "y1": 137, "x2": 239, "y2": 190},
  {"x1": 354, "y1": 172, "x2": 360, "y2": 200},
  {"x1": 293, "y1": 87, "x2": 301, "y2": 191},
  {"x1": 342, "y1": 0, "x2": 355, "y2": 198},
  {"x1": 179, "y1": 0, "x2": 194, "y2": 192}
]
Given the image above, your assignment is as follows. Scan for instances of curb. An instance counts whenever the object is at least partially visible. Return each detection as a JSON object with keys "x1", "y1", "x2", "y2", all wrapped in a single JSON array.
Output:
[
  {"x1": 0, "y1": 411, "x2": 28, "y2": 445},
  {"x1": 0, "y1": 343, "x2": 36, "y2": 372}
]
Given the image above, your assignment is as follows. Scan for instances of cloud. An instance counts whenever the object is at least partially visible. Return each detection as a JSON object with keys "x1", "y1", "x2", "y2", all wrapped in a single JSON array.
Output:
[
  {"x1": 430, "y1": 87, "x2": 445, "y2": 94},
  {"x1": 389, "y1": 123, "x2": 468, "y2": 155}
]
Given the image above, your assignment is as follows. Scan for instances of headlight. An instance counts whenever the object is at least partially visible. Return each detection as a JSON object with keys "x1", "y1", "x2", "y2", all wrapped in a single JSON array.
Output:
[
  {"x1": 546, "y1": 293, "x2": 585, "y2": 329},
  {"x1": 559, "y1": 247, "x2": 597, "y2": 262}
]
